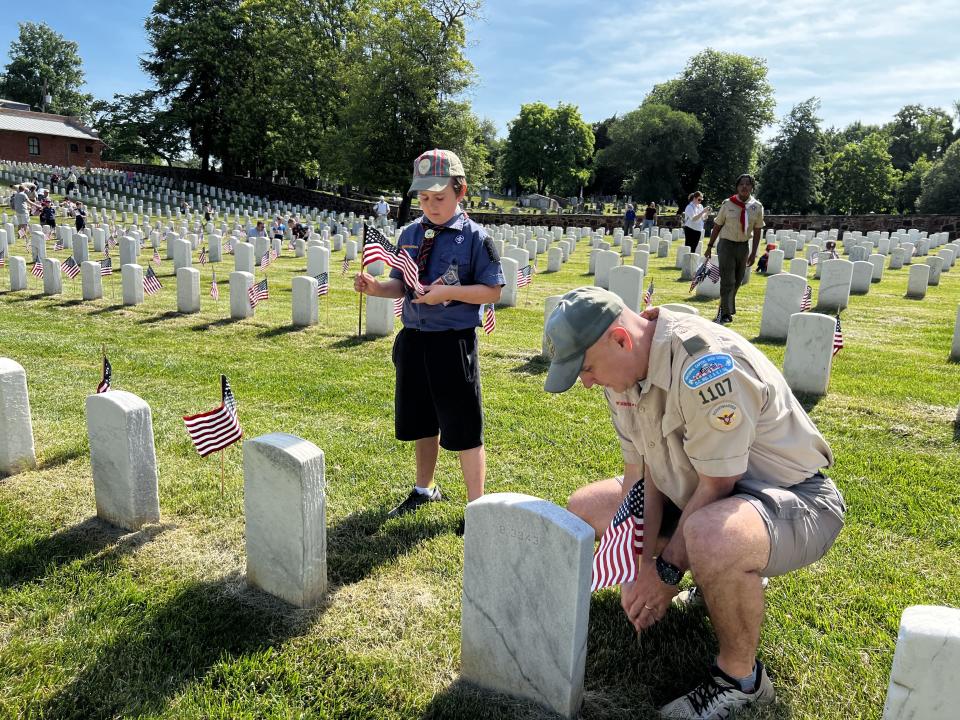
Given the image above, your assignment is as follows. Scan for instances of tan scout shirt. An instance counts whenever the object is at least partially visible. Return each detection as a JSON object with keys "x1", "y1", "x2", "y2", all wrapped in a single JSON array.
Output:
[
  {"x1": 604, "y1": 308, "x2": 833, "y2": 509},
  {"x1": 714, "y1": 196, "x2": 765, "y2": 243}
]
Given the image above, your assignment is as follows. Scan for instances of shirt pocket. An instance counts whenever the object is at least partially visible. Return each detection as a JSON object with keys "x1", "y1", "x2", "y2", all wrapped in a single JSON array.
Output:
[{"x1": 437, "y1": 244, "x2": 471, "y2": 284}]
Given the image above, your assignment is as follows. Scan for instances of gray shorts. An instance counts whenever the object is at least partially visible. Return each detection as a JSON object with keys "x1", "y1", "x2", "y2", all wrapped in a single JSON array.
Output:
[
  {"x1": 16, "y1": 212, "x2": 29, "y2": 226},
  {"x1": 734, "y1": 473, "x2": 846, "y2": 577}
]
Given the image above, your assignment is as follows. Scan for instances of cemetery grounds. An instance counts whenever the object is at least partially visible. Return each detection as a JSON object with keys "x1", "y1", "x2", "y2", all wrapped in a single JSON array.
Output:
[{"x1": 0, "y1": 216, "x2": 958, "y2": 719}]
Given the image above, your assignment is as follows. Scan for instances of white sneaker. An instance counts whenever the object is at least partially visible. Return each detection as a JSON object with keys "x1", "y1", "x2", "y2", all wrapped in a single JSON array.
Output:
[
  {"x1": 672, "y1": 577, "x2": 769, "y2": 609},
  {"x1": 660, "y1": 661, "x2": 775, "y2": 719}
]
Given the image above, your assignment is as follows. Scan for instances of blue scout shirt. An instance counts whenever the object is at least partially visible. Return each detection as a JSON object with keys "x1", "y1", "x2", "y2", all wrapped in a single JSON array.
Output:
[{"x1": 390, "y1": 211, "x2": 504, "y2": 331}]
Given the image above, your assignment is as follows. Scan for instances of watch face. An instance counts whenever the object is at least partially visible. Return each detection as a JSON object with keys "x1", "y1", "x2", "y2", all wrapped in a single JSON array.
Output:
[{"x1": 657, "y1": 556, "x2": 682, "y2": 585}]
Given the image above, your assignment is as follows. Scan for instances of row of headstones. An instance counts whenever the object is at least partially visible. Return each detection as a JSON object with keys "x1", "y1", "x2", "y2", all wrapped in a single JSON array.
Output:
[{"x1": 1, "y1": 358, "x2": 955, "y2": 718}]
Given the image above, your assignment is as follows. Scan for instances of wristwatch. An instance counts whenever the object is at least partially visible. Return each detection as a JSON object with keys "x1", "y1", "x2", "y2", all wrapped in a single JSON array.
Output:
[{"x1": 656, "y1": 555, "x2": 683, "y2": 585}]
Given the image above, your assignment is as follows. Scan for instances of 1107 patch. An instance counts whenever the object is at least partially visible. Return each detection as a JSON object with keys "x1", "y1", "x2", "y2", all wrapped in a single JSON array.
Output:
[{"x1": 682, "y1": 353, "x2": 734, "y2": 389}]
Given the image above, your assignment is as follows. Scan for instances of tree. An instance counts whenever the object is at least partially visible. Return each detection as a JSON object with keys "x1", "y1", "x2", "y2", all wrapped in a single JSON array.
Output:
[
  {"x1": 0, "y1": 22, "x2": 93, "y2": 118},
  {"x1": 502, "y1": 102, "x2": 594, "y2": 195},
  {"x1": 91, "y1": 92, "x2": 188, "y2": 165},
  {"x1": 757, "y1": 98, "x2": 823, "y2": 213},
  {"x1": 596, "y1": 104, "x2": 702, "y2": 203},
  {"x1": 885, "y1": 104, "x2": 954, "y2": 172},
  {"x1": 895, "y1": 155, "x2": 933, "y2": 214},
  {"x1": 647, "y1": 49, "x2": 775, "y2": 200},
  {"x1": 917, "y1": 139, "x2": 960, "y2": 213},
  {"x1": 587, "y1": 115, "x2": 624, "y2": 196},
  {"x1": 824, "y1": 132, "x2": 899, "y2": 214}
]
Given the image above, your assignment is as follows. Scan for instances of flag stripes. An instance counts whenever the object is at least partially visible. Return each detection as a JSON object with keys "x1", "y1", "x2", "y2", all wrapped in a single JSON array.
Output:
[
  {"x1": 483, "y1": 304, "x2": 496, "y2": 334},
  {"x1": 591, "y1": 479, "x2": 645, "y2": 592},
  {"x1": 96, "y1": 356, "x2": 112, "y2": 394},
  {"x1": 361, "y1": 225, "x2": 424, "y2": 294},
  {"x1": 144, "y1": 265, "x2": 163, "y2": 294},
  {"x1": 833, "y1": 315, "x2": 844, "y2": 356},
  {"x1": 61, "y1": 256, "x2": 80, "y2": 279}
]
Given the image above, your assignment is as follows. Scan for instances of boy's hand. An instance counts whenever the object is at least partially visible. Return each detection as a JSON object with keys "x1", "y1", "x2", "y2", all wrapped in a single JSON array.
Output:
[
  {"x1": 412, "y1": 284, "x2": 452, "y2": 305},
  {"x1": 354, "y1": 272, "x2": 379, "y2": 295}
]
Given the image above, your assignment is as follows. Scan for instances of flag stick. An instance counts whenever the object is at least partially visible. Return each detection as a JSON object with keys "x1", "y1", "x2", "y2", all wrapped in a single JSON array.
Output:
[
  {"x1": 358, "y1": 288, "x2": 363, "y2": 337},
  {"x1": 220, "y1": 449, "x2": 225, "y2": 497}
]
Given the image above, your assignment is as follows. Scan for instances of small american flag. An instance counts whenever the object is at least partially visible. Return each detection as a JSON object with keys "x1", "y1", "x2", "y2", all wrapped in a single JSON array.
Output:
[
  {"x1": 591, "y1": 479, "x2": 645, "y2": 592},
  {"x1": 182, "y1": 375, "x2": 243, "y2": 457},
  {"x1": 143, "y1": 265, "x2": 163, "y2": 294},
  {"x1": 517, "y1": 264, "x2": 532, "y2": 288},
  {"x1": 0, "y1": 250, "x2": 6, "y2": 268},
  {"x1": 210, "y1": 271, "x2": 219, "y2": 300},
  {"x1": 393, "y1": 296, "x2": 403, "y2": 317},
  {"x1": 288, "y1": 238, "x2": 296, "y2": 251},
  {"x1": 225, "y1": 240, "x2": 234, "y2": 254},
  {"x1": 199, "y1": 246, "x2": 208, "y2": 265},
  {"x1": 100, "y1": 257, "x2": 113, "y2": 276},
  {"x1": 248, "y1": 278, "x2": 269, "y2": 307},
  {"x1": 361, "y1": 225, "x2": 424, "y2": 294},
  {"x1": 260, "y1": 251, "x2": 271, "y2": 269},
  {"x1": 270, "y1": 247, "x2": 278, "y2": 261},
  {"x1": 800, "y1": 285, "x2": 812, "y2": 312},
  {"x1": 341, "y1": 257, "x2": 350, "y2": 274},
  {"x1": 96, "y1": 356, "x2": 112, "y2": 393},
  {"x1": 689, "y1": 260, "x2": 720, "y2": 291},
  {"x1": 32, "y1": 261, "x2": 44, "y2": 278},
  {"x1": 54, "y1": 238, "x2": 65, "y2": 251},
  {"x1": 809, "y1": 251, "x2": 819, "y2": 266},
  {"x1": 315, "y1": 272, "x2": 329, "y2": 296},
  {"x1": 643, "y1": 280, "x2": 655, "y2": 308},
  {"x1": 61, "y1": 256, "x2": 80, "y2": 279},
  {"x1": 833, "y1": 315, "x2": 844, "y2": 356},
  {"x1": 153, "y1": 248, "x2": 161, "y2": 264},
  {"x1": 483, "y1": 304, "x2": 496, "y2": 334}
]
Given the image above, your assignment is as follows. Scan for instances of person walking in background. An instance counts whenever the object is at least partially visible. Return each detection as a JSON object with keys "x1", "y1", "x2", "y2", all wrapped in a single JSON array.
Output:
[
  {"x1": 703, "y1": 174, "x2": 764, "y2": 325},
  {"x1": 623, "y1": 203, "x2": 637, "y2": 236},
  {"x1": 641, "y1": 202, "x2": 658, "y2": 233},
  {"x1": 682, "y1": 192, "x2": 711, "y2": 252}
]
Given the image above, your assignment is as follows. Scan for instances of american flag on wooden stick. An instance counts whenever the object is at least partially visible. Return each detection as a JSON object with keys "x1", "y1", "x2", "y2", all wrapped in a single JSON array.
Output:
[
  {"x1": 248, "y1": 278, "x2": 269, "y2": 308},
  {"x1": 361, "y1": 225, "x2": 424, "y2": 294},
  {"x1": 0, "y1": 250, "x2": 5, "y2": 268},
  {"x1": 61, "y1": 256, "x2": 80, "y2": 279},
  {"x1": 591, "y1": 479, "x2": 645, "y2": 592},
  {"x1": 260, "y1": 251, "x2": 271, "y2": 269},
  {"x1": 182, "y1": 375, "x2": 242, "y2": 457},
  {"x1": 315, "y1": 272, "x2": 329, "y2": 296},
  {"x1": 341, "y1": 257, "x2": 350, "y2": 274},
  {"x1": 800, "y1": 285, "x2": 812, "y2": 312},
  {"x1": 483, "y1": 304, "x2": 496, "y2": 334},
  {"x1": 210, "y1": 271, "x2": 219, "y2": 300},
  {"x1": 643, "y1": 280, "x2": 655, "y2": 308},
  {"x1": 199, "y1": 246, "x2": 208, "y2": 265},
  {"x1": 100, "y1": 257, "x2": 113, "y2": 276},
  {"x1": 517, "y1": 264, "x2": 533, "y2": 288},
  {"x1": 833, "y1": 315, "x2": 844, "y2": 356},
  {"x1": 96, "y1": 356, "x2": 112, "y2": 394},
  {"x1": 689, "y1": 260, "x2": 720, "y2": 292},
  {"x1": 54, "y1": 238, "x2": 65, "y2": 251},
  {"x1": 32, "y1": 261, "x2": 43, "y2": 278},
  {"x1": 143, "y1": 265, "x2": 163, "y2": 294},
  {"x1": 152, "y1": 248, "x2": 161, "y2": 264}
]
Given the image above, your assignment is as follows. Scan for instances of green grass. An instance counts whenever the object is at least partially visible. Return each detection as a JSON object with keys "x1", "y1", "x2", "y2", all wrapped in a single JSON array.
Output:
[{"x1": 1, "y1": 221, "x2": 959, "y2": 719}]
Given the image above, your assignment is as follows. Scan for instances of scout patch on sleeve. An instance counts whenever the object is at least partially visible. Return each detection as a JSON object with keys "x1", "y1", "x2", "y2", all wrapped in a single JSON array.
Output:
[
  {"x1": 708, "y1": 402, "x2": 741, "y2": 432},
  {"x1": 483, "y1": 235, "x2": 500, "y2": 263},
  {"x1": 682, "y1": 353, "x2": 734, "y2": 388}
]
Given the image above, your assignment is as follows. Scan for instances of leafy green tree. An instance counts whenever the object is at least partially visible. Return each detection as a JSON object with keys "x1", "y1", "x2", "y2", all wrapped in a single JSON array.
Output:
[
  {"x1": 757, "y1": 98, "x2": 823, "y2": 213},
  {"x1": 824, "y1": 132, "x2": 899, "y2": 214},
  {"x1": 587, "y1": 115, "x2": 623, "y2": 196},
  {"x1": 596, "y1": 103, "x2": 702, "y2": 203},
  {"x1": 502, "y1": 102, "x2": 594, "y2": 195},
  {"x1": 0, "y1": 22, "x2": 93, "y2": 118},
  {"x1": 91, "y1": 92, "x2": 187, "y2": 164},
  {"x1": 917, "y1": 139, "x2": 960, "y2": 213},
  {"x1": 647, "y1": 49, "x2": 775, "y2": 200},
  {"x1": 885, "y1": 104, "x2": 954, "y2": 171},
  {"x1": 895, "y1": 155, "x2": 933, "y2": 214}
]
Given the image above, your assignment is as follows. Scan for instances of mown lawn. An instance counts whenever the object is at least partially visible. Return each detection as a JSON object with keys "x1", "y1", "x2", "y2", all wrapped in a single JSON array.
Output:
[{"x1": 1, "y1": 220, "x2": 958, "y2": 719}]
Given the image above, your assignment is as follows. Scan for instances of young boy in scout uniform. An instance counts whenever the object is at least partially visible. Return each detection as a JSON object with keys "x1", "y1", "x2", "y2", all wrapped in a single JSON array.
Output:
[
  {"x1": 354, "y1": 149, "x2": 504, "y2": 523},
  {"x1": 543, "y1": 287, "x2": 845, "y2": 719},
  {"x1": 704, "y1": 174, "x2": 764, "y2": 324}
]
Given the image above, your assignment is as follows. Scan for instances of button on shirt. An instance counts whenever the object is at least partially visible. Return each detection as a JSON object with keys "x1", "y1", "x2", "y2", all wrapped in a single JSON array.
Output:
[
  {"x1": 714, "y1": 196, "x2": 765, "y2": 243},
  {"x1": 390, "y1": 212, "x2": 505, "y2": 331},
  {"x1": 603, "y1": 308, "x2": 833, "y2": 509}
]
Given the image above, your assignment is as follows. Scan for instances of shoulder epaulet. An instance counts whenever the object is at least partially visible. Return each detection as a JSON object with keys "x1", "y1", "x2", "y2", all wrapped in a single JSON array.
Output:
[{"x1": 677, "y1": 327, "x2": 709, "y2": 357}]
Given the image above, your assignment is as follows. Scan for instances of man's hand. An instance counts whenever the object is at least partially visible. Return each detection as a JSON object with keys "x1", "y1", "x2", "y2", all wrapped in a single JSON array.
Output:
[
  {"x1": 746, "y1": 253, "x2": 756, "y2": 267},
  {"x1": 620, "y1": 561, "x2": 679, "y2": 632},
  {"x1": 412, "y1": 284, "x2": 452, "y2": 305},
  {"x1": 703, "y1": 246, "x2": 712, "y2": 260},
  {"x1": 353, "y1": 272, "x2": 379, "y2": 295}
]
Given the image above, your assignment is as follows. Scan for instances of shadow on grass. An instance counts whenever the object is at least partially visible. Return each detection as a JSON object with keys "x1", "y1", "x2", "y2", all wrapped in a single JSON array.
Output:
[
  {"x1": 137, "y1": 310, "x2": 183, "y2": 325},
  {"x1": 5, "y1": 292, "x2": 46, "y2": 302},
  {"x1": 0, "y1": 517, "x2": 167, "y2": 589},
  {"x1": 259, "y1": 324, "x2": 310, "y2": 339},
  {"x1": 512, "y1": 355, "x2": 549, "y2": 375},
  {"x1": 57, "y1": 298, "x2": 86, "y2": 307},
  {"x1": 326, "y1": 507, "x2": 455, "y2": 586},
  {"x1": 751, "y1": 335, "x2": 786, "y2": 347},
  {"x1": 40, "y1": 572, "x2": 318, "y2": 720},
  {"x1": 190, "y1": 317, "x2": 241, "y2": 332},
  {"x1": 794, "y1": 392, "x2": 824, "y2": 413},
  {"x1": 330, "y1": 334, "x2": 380, "y2": 349},
  {"x1": 37, "y1": 444, "x2": 87, "y2": 470},
  {"x1": 86, "y1": 303, "x2": 126, "y2": 315},
  {"x1": 953, "y1": 417, "x2": 960, "y2": 443}
]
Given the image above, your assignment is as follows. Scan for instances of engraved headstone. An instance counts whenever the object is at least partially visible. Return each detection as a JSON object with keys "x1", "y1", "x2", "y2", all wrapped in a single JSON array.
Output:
[
  {"x1": 906, "y1": 264, "x2": 929, "y2": 299},
  {"x1": 759, "y1": 272, "x2": 806, "y2": 340},
  {"x1": 594, "y1": 249, "x2": 620, "y2": 289},
  {"x1": 0, "y1": 358, "x2": 37, "y2": 475},
  {"x1": 230, "y1": 271, "x2": 254, "y2": 318},
  {"x1": 817, "y1": 259, "x2": 852, "y2": 312},
  {"x1": 783, "y1": 312, "x2": 837, "y2": 395},
  {"x1": 608, "y1": 264, "x2": 645, "y2": 312},
  {"x1": 850, "y1": 260, "x2": 873, "y2": 294},
  {"x1": 42, "y1": 258, "x2": 62, "y2": 295},
  {"x1": 122, "y1": 264, "x2": 144, "y2": 306}
]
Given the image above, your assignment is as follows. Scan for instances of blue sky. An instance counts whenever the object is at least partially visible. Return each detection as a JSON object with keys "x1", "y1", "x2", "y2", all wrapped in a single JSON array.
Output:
[{"x1": 4, "y1": 0, "x2": 960, "y2": 138}]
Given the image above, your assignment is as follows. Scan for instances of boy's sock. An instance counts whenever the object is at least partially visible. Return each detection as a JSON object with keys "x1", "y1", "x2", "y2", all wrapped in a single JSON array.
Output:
[{"x1": 413, "y1": 485, "x2": 436, "y2": 497}]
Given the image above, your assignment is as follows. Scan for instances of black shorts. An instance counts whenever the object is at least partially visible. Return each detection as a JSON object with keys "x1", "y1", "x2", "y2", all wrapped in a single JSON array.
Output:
[{"x1": 393, "y1": 327, "x2": 483, "y2": 451}]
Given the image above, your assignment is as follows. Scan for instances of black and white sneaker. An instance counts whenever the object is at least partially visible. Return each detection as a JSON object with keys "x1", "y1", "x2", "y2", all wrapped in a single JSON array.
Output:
[
  {"x1": 659, "y1": 661, "x2": 775, "y2": 719},
  {"x1": 387, "y1": 485, "x2": 442, "y2": 518}
]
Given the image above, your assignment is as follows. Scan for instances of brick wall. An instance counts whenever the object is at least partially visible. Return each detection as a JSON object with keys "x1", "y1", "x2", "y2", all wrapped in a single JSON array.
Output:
[{"x1": 0, "y1": 131, "x2": 104, "y2": 169}]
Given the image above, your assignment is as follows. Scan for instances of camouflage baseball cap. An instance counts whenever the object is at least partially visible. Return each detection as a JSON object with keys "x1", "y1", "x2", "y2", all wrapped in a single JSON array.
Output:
[
  {"x1": 543, "y1": 286, "x2": 625, "y2": 393},
  {"x1": 408, "y1": 149, "x2": 465, "y2": 196}
]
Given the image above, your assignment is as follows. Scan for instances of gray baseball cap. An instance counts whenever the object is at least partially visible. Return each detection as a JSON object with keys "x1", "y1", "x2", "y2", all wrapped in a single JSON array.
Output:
[
  {"x1": 543, "y1": 286, "x2": 625, "y2": 393},
  {"x1": 408, "y1": 149, "x2": 465, "y2": 195}
]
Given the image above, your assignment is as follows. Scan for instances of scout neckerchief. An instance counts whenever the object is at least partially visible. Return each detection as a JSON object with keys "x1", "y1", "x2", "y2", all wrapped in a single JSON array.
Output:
[
  {"x1": 416, "y1": 211, "x2": 468, "y2": 280},
  {"x1": 727, "y1": 194, "x2": 753, "y2": 236}
]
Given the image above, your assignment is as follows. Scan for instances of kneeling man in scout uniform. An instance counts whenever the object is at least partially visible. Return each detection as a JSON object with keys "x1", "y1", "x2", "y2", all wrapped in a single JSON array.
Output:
[{"x1": 543, "y1": 287, "x2": 846, "y2": 719}]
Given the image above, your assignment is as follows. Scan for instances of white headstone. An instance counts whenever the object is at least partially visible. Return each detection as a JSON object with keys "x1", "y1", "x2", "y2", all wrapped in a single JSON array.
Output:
[
  {"x1": 882, "y1": 605, "x2": 960, "y2": 720},
  {"x1": 73, "y1": 233, "x2": 89, "y2": 264},
  {"x1": 120, "y1": 237, "x2": 139, "y2": 266},
  {"x1": 121, "y1": 263, "x2": 144, "y2": 306},
  {"x1": 850, "y1": 260, "x2": 873, "y2": 294},
  {"x1": 660, "y1": 303, "x2": 699, "y2": 315},
  {"x1": 952, "y1": 305, "x2": 960, "y2": 362},
  {"x1": 498, "y1": 256, "x2": 519, "y2": 307},
  {"x1": 81, "y1": 260, "x2": 103, "y2": 300},
  {"x1": 243, "y1": 433, "x2": 326, "y2": 608},
  {"x1": 0, "y1": 358, "x2": 37, "y2": 475},
  {"x1": 789, "y1": 258, "x2": 808, "y2": 277},
  {"x1": 235, "y1": 241, "x2": 255, "y2": 274},
  {"x1": 9, "y1": 255, "x2": 27, "y2": 291},
  {"x1": 542, "y1": 295, "x2": 563, "y2": 357},
  {"x1": 657, "y1": 239, "x2": 669, "y2": 258},
  {"x1": 85, "y1": 390, "x2": 161, "y2": 530},
  {"x1": 766, "y1": 249, "x2": 784, "y2": 275},
  {"x1": 783, "y1": 312, "x2": 836, "y2": 395},
  {"x1": 176, "y1": 267, "x2": 200, "y2": 313},
  {"x1": 780, "y1": 238, "x2": 797, "y2": 259},
  {"x1": 461, "y1": 493, "x2": 593, "y2": 719},
  {"x1": 906, "y1": 264, "x2": 929, "y2": 299},
  {"x1": 365, "y1": 295, "x2": 394, "y2": 337},
  {"x1": 609, "y1": 265, "x2": 644, "y2": 312},
  {"x1": 344, "y1": 239, "x2": 357, "y2": 261},
  {"x1": 632, "y1": 250, "x2": 649, "y2": 274},
  {"x1": 594, "y1": 250, "x2": 620, "y2": 289},
  {"x1": 230, "y1": 271, "x2": 254, "y2": 318},
  {"x1": 869, "y1": 254, "x2": 885, "y2": 283},
  {"x1": 30, "y1": 231, "x2": 46, "y2": 262},
  {"x1": 759, "y1": 272, "x2": 806, "y2": 340},
  {"x1": 925, "y1": 256, "x2": 943, "y2": 286},
  {"x1": 254, "y1": 235, "x2": 269, "y2": 261},
  {"x1": 889, "y1": 248, "x2": 905, "y2": 270},
  {"x1": 208, "y1": 235, "x2": 222, "y2": 263},
  {"x1": 675, "y1": 244, "x2": 690, "y2": 269},
  {"x1": 291, "y1": 276, "x2": 319, "y2": 327},
  {"x1": 546, "y1": 247, "x2": 562, "y2": 272},
  {"x1": 42, "y1": 258, "x2": 62, "y2": 295},
  {"x1": 817, "y1": 259, "x2": 852, "y2": 312}
]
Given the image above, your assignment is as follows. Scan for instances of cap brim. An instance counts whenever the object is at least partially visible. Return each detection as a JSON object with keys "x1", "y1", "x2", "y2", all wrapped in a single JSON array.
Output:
[
  {"x1": 408, "y1": 177, "x2": 452, "y2": 196},
  {"x1": 544, "y1": 353, "x2": 584, "y2": 393}
]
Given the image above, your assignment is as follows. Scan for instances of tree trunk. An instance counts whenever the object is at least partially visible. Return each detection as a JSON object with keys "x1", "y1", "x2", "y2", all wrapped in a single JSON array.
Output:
[{"x1": 398, "y1": 194, "x2": 413, "y2": 225}]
